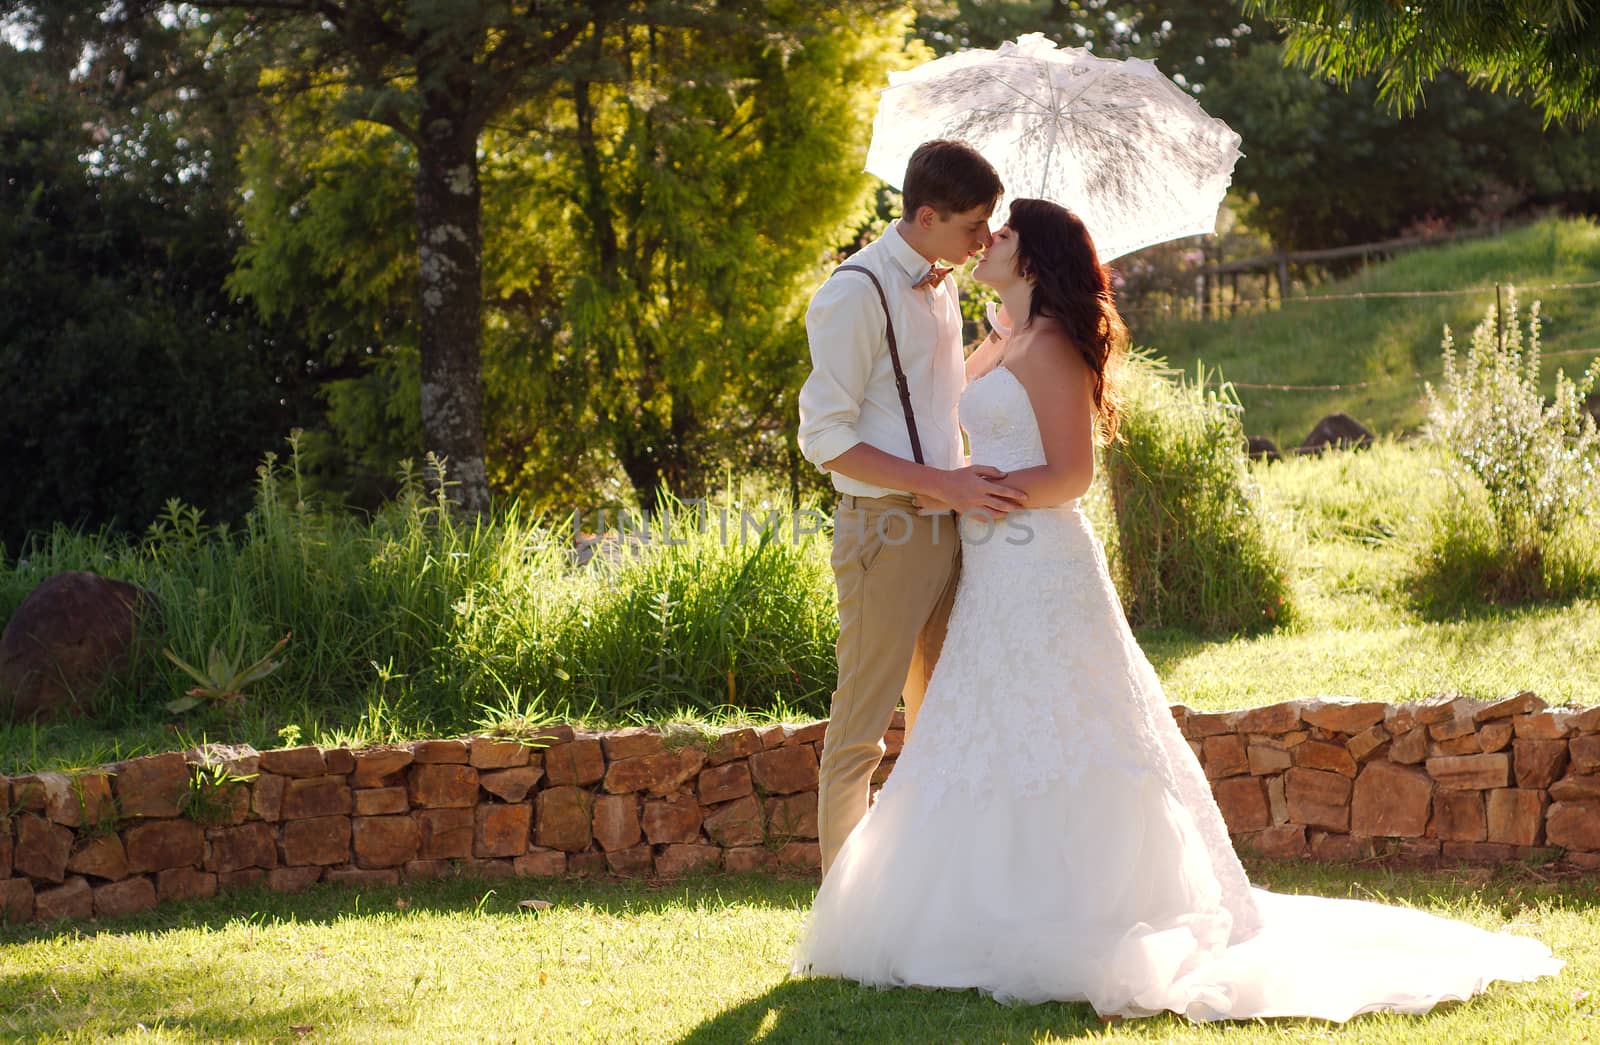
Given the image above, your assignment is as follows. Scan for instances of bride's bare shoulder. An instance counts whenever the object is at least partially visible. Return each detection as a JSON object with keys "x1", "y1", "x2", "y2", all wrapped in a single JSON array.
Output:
[{"x1": 1007, "y1": 318, "x2": 1089, "y2": 384}]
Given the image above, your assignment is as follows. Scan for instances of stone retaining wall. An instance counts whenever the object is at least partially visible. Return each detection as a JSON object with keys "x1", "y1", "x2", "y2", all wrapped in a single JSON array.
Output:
[{"x1": 3, "y1": 692, "x2": 1599, "y2": 925}]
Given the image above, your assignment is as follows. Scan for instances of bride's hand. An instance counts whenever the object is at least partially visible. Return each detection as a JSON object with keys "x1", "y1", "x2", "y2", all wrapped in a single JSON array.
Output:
[{"x1": 928, "y1": 464, "x2": 1026, "y2": 518}]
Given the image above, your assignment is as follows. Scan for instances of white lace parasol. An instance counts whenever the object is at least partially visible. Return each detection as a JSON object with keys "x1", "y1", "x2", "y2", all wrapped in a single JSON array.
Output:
[{"x1": 865, "y1": 33, "x2": 1243, "y2": 263}]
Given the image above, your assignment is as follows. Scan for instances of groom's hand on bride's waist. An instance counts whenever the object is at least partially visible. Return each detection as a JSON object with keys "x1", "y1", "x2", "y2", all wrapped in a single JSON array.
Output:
[{"x1": 917, "y1": 465, "x2": 1025, "y2": 518}]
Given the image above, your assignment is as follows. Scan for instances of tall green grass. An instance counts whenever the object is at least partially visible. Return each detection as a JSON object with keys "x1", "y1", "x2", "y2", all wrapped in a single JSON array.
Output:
[
  {"x1": 0, "y1": 442, "x2": 839, "y2": 773},
  {"x1": 1102, "y1": 353, "x2": 1295, "y2": 635},
  {"x1": 1140, "y1": 216, "x2": 1600, "y2": 449}
]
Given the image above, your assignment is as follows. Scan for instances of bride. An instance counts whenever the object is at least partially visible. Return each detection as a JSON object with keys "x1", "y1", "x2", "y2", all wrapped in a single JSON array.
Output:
[{"x1": 789, "y1": 198, "x2": 1563, "y2": 1021}]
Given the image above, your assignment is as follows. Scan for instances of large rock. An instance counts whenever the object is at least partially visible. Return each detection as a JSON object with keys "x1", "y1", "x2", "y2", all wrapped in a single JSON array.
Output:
[
  {"x1": 156, "y1": 867, "x2": 216, "y2": 901},
  {"x1": 1293, "y1": 741, "x2": 1357, "y2": 778},
  {"x1": 707, "y1": 728, "x2": 763, "y2": 766},
  {"x1": 1244, "y1": 435, "x2": 1282, "y2": 463},
  {"x1": 1202, "y1": 735, "x2": 1249, "y2": 779},
  {"x1": 258, "y1": 746, "x2": 327, "y2": 778},
  {"x1": 479, "y1": 766, "x2": 541, "y2": 803},
  {"x1": 350, "y1": 747, "x2": 414, "y2": 787},
  {"x1": 406, "y1": 764, "x2": 479, "y2": 808},
  {"x1": 655, "y1": 843, "x2": 721, "y2": 876},
  {"x1": 66, "y1": 834, "x2": 129, "y2": 880},
  {"x1": 281, "y1": 776, "x2": 354, "y2": 819},
  {"x1": 93, "y1": 876, "x2": 157, "y2": 919},
  {"x1": 542, "y1": 739, "x2": 605, "y2": 786},
  {"x1": 1297, "y1": 413, "x2": 1374, "y2": 454},
  {"x1": 763, "y1": 793, "x2": 819, "y2": 843},
  {"x1": 1, "y1": 879, "x2": 35, "y2": 923},
  {"x1": 1512, "y1": 739, "x2": 1570, "y2": 789},
  {"x1": 1426, "y1": 753, "x2": 1510, "y2": 790},
  {"x1": 0, "y1": 571, "x2": 158, "y2": 721},
  {"x1": 603, "y1": 748, "x2": 706, "y2": 796},
  {"x1": 1300, "y1": 699, "x2": 1387, "y2": 734},
  {"x1": 280, "y1": 815, "x2": 351, "y2": 866},
  {"x1": 703, "y1": 796, "x2": 764, "y2": 847}
]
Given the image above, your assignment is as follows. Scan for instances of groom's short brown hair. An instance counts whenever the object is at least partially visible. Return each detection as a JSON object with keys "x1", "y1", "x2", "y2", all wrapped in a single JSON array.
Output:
[{"x1": 901, "y1": 140, "x2": 1002, "y2": 219}]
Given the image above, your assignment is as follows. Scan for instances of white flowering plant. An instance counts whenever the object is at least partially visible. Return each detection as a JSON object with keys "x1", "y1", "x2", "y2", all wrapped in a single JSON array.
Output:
[{"x1": 1422, "y1": 288, "x2": 1600, "y2": 602}]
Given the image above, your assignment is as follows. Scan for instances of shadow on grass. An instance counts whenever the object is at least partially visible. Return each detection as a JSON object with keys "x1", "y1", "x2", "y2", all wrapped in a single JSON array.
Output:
[
  {"x1": 672, "y1": 857, "x2": 1598, "y2": 1044},
  {"x1": 1129, "y1": 627, "x2": 1217, "y2": 677},
  {"x1": 1403, "y1": 582, "x2": 1599, "y2": 625},
  {"x1": 0, "y1": 869, "x2": 823, "y2": 949},
  {"x1": 5, "y1": 856, "x2": 1593, "y2": 950},
  {"x1": 2, "y1": 860, "x2": 1591, "y2": 1043},
  {"x1": 673, "y1": 976, "x2": 1124, "y2": 1044}
]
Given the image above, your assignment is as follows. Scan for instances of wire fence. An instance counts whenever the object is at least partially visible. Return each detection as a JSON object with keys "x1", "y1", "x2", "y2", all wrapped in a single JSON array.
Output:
[
  {"x1": 1122, "y1": 276, "x2": 1600, "y2": 320},
  {"x1": 1226, "y1": 348, "x2": 1600, "y2": 392},
  {"x1": 1121, "y1": 274, "x2": 1600, "y2": 395}
]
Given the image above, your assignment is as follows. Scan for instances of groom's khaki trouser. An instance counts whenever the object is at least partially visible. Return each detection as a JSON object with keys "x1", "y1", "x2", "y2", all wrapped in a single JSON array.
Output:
[{"x1": 818, "y1": 493, "x2": 961, "y2": 876}]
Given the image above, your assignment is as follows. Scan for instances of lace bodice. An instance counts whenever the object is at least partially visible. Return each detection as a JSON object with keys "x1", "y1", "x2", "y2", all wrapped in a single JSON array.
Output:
[{"x1": 960, "y1": 365, "x2": 1049, "y2": 473}]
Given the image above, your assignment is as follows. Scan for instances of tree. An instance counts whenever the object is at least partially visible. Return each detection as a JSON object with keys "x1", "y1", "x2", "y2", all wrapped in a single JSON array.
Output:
[
  {"x1": 0, "y1": 41, "x2": 318, "y2": 548},
  {"x1": 5, "y1": 0, "x2": 628, "y2": 515},
  {"x1": 918, "y1": 3, "x2": 1600, "y2": 251},
  {"x1": 230, "y1": 4, "x2": 915, "y2": 513},
  {"x1": 555, "y1": 5, "x2": 914, "y2": 507},
  {"x1": 1243, "y1": 0, "x2": 1600, "y2": 126}
]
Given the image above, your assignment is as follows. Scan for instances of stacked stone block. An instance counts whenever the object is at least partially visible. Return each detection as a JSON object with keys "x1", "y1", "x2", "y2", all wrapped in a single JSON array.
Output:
[
  {"x1": 0, "y1": 715, "x2": 899, "y2": 925},
  {"x1": 1184, "y1": 692, "x2": 1600, "y2": 866},
  {"x1": 4, "y1": 693, "x2": 1598, "y2": 927}
]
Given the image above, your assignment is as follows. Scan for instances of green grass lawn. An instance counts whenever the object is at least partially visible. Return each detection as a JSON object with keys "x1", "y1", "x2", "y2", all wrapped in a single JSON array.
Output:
[
  {"x1": 2, "y1": 860, "x2": 1595, "y2": 1043},
  {"x1": 1138, "y1": 216, "x2": 1600, "y2": 452},
  {"x1": 1147, "y1": 441, "x2": 1600, "y2": 710}
]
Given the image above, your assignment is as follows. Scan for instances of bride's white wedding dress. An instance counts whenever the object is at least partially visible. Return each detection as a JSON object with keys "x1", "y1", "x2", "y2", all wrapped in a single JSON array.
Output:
[{"x1": 790, "y1": 365, "x2": 1562, "y2": 1021}]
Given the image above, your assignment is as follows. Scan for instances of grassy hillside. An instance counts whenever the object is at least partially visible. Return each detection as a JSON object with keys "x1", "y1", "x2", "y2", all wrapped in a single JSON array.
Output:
[{"x1": 1136, "y1": 216, "x2": 1600, "y2": 451}]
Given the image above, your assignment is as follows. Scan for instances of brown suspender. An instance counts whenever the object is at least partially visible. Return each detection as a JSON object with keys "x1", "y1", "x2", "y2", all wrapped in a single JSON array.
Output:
[{"x1": 831, "y1": 264, "x2": 924, "y2": 465}]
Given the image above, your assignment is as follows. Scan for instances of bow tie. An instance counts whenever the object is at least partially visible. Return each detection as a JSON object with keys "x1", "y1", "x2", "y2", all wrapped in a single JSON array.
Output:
[{"x1": 912, "y1": 264, "x2": 953, "y2": 290}]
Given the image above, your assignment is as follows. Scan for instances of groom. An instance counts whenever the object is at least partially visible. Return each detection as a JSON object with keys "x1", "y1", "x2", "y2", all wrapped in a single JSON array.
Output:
[{"x1": 798, "y1": 139, "x2": 1024, "y2": 875}]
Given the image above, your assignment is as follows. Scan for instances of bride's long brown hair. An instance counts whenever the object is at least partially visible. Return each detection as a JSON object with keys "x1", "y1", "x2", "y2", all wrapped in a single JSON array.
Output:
[{"x1": 1007, "y1": 199, "x2": 1128, "y2": 444}]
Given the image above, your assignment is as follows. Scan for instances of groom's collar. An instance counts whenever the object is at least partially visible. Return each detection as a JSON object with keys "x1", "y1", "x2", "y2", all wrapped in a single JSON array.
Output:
[{"x1": 883, "y1": 223, "x2": 938, "y2": 285}]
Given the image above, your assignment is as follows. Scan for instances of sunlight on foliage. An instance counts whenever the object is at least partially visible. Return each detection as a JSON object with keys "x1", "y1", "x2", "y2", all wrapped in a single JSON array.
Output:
[{"x1": 1419, "y1": 289, "x2": 1600, "y2": 606}]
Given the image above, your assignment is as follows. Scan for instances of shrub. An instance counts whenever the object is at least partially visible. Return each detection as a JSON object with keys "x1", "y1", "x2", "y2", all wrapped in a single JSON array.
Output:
[
  {"x1": 1100, "y1": 351, "x2": 1295, "y2": 634},
  {"x1": 1417, "y1": 290, "x2": 1600, "y2": 606}
]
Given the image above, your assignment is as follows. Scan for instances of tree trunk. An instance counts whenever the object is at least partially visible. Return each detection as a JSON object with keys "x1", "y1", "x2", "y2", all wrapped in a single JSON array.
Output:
[{"x1": 413, "y1": 110, "x2": 491, "y2": 515}]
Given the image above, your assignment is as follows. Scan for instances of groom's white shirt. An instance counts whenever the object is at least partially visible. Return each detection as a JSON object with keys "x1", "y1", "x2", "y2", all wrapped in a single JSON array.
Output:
[{"x1": 797, "y1": 223, "x2": 966, "y2": 498}]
